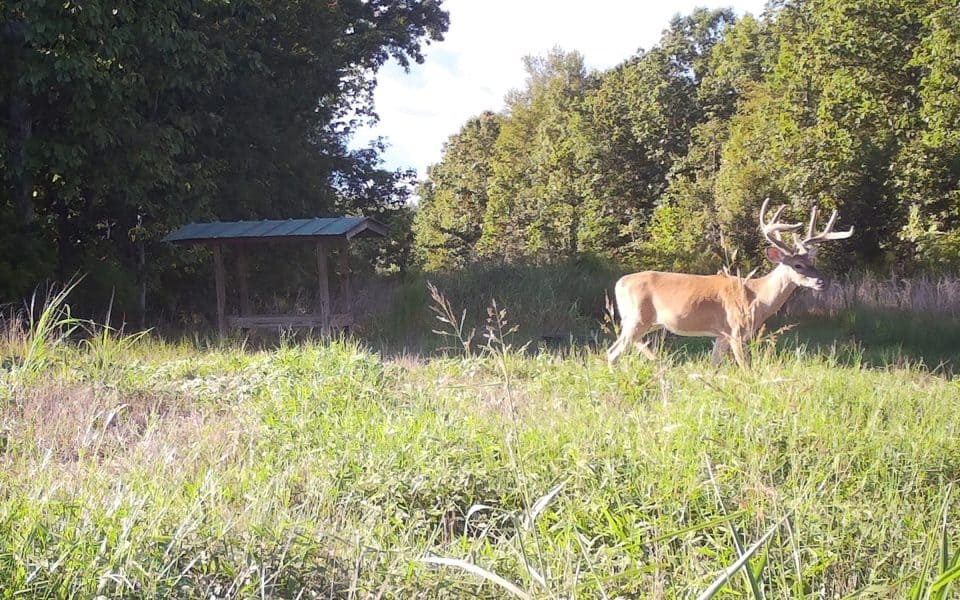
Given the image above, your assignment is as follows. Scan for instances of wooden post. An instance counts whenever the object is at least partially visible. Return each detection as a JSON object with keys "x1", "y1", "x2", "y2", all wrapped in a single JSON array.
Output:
[
  {"x1": 236, "y1": 246, "x2": 251, "y2": 317},
  {"x1": 315, "y1": 242, "x2": 331, "y2": 334},
  {"x1": 338, "y1": 244, "x2": 352, "y2": 316},
  {"x1": 213, "y1": 243, "x2": 227, "y2": 337}
]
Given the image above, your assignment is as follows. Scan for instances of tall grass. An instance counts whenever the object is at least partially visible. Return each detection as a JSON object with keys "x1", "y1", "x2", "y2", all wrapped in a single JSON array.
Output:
[
  {"x1": 5, "y1": 330, "x2": 958, "y2": 596},
  {"x1": 1, "y1": 278, "x2": 83, "y2": 395},
  {"x1": 2, "y1": 271, "x2": 959, "y2": 597},
  {"x1": 358, "y1": 259, "x2": 620, "y2": 352},
  {"x1": 784, "y1": 272, "x2": 960, "y2": 317}
]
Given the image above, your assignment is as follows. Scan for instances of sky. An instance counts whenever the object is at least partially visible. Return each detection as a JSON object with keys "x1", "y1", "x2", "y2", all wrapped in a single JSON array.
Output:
[{"x1": 352, "y1": 0, "x2": 769, "y2": 182}]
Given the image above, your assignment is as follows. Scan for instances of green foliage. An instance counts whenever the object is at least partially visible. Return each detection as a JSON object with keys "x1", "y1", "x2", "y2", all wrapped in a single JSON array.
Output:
[
  {"x1": 414, "y1": 112, "x2": 503, "y2": 270},
  {"x1": 1, "y1": 0, "x2": 449, "y2": 319},
  {"x1": 2, "y1": 277, "x2": 83, "y2": 395},
  {"x1": 414, "y1": 1, "x2": 960, "y2": 276},
  {"x1": 0, "y1": 218, "x2": 54, "y2": 300},
  {"x1": 479, "y1": 48, "x2": 592, "y2": 262},
  {"x1": 894, "y1": 1, "x2": 960, "y2": 269}
]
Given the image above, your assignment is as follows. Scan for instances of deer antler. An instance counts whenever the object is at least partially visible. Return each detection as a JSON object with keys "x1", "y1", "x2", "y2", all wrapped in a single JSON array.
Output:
[
  {"x1": 795, "y1": 204, "x2": 854, "y2": 252},
  {"x1": 759, "y1": 197, "x2": 802, "y2": 255}
]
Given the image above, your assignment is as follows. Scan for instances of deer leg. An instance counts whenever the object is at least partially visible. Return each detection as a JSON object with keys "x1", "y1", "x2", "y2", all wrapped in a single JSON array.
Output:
[
  {"x1": 633, "y1": 326, "x2": 660, "y2": 360},
  {"x1": 710, "y1": 337, "x2": 729, "y2": 365},
  {"x1": 727, "y1": 329, "x2": 750, "y2": 369},
  {"x1": 606, "y1": 320, "x2": 636, "y2": 364},
  {"x1": 607, "y1": 320, "x2": 656, "y2": 364},
  {"x1": 608, "y1": 295, "x2": 661, "y2": 365}
]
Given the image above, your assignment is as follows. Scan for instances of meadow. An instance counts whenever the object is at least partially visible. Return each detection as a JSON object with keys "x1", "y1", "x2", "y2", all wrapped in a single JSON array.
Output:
[{"x1": 2, "y1": 268, "x2": 960, "y2": 599}]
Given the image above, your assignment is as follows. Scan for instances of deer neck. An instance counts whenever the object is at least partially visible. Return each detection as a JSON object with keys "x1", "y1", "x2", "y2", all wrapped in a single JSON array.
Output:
[{"x1": 745, "y1": 264, "x2": 798, "y2": 325}]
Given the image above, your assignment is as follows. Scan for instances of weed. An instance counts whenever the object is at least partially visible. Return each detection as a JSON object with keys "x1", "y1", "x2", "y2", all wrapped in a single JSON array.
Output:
[{"x1": 2, "y1": 277, "x2": 84, "y2": 396}]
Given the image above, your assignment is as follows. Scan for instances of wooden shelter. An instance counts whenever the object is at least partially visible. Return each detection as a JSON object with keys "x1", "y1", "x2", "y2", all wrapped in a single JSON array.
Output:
[{"x1": 162, "y1": 217, "x2": 387, "y2": 336}]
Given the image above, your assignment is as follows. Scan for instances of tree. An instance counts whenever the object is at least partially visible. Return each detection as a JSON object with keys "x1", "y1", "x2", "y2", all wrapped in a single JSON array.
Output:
[
  {"x1": 712, "y1": 0, "x2": 929, "y2": 269},
  {"x1": 417, "y1": 2, "x2": 960, "y2": 276},
  {"x1": 0, "y1": 0, "x2": 449, "y2": 317},
  {"x1": 477, "y1": 48, "x2": 590, "y2": 262},
  {"x1": 894, "y1": 0, "x2": 960, "y2": 268},
  {"x1": 577, "y1": 8, "x2": 736, "y2": 262},
  {"x1": 413, "y1": 111, "x2": 502, "y2": 270}
]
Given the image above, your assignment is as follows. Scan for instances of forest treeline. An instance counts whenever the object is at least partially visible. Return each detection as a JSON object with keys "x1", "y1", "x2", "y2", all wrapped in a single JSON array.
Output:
[
  {"x1": 1, "y1": 0, "x2": 448, "y2": 320},
  {"x1": 413, "y1": 0, "x2": 960, "y2": 275}
]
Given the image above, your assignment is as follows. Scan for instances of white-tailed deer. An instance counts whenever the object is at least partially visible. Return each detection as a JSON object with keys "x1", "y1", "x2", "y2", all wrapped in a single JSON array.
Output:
[{"x1": 607, "y1": 199, "x2": 853, "y2": 367}]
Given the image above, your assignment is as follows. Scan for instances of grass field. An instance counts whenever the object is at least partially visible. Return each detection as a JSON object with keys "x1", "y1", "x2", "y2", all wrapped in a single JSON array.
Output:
[{"x1": 2, "y1": 274, "x2": 960, "y2": 598}]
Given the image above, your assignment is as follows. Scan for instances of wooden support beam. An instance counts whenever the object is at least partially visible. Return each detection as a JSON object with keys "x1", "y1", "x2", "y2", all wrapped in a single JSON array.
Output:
[
  {"x1": 236, "y1": 247, "x2": 251, "y2": 317},
  {"x1": 213, "y1": 244, "x2": 226, "y2": 337},
  {"x1": 316, "y1": 242, "x2": 331, "y2": 334},
  {"x1": 338, "y1": 245, "x2": 352, "y2": 316}
]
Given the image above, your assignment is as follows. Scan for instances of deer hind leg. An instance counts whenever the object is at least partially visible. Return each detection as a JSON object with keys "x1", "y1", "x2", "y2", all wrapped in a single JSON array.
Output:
[
  {"x1": 606, "y1": 320, "x2": 635, "y2": 364},
  {"x1": 632, "y1": 326, "x2": 660, "y2": 360},
  {"x1": 710, "y1": 337, "x2": 729, "y2": 365},
  {"x1": 607, "y1": 319, "x2": 657, "y2": 364}
]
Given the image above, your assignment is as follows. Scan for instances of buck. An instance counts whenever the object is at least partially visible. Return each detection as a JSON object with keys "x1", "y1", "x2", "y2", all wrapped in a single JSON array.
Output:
[{"x1": 606, "y1": 199, "x2": 853, "y2": 367}]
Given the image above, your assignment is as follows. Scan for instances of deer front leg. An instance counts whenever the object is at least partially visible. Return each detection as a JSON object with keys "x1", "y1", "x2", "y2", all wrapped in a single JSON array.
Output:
[
  {"x1": 711, "y1": 335, "x2": 748, "y2": 367},
  {"x1": 727, "y1": 328, "x2": 750, "y2": 369}
]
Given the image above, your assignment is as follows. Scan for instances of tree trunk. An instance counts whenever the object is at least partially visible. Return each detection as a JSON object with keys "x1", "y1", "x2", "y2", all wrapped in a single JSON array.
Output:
[
  {"x1": 56, "y1": 194, "x2": 69, "y2": 282},
  {"x1": 137, "y1": 238, "x2": 147, "y2": 330}
]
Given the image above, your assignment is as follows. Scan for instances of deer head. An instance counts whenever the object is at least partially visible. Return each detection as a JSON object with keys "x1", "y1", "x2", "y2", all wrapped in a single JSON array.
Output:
[{"x1": 759, "y1": 198, "x2": 854, "y2": 291}]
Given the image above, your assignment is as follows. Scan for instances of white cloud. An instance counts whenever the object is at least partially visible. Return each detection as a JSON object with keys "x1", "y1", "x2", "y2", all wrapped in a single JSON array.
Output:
[{"x1": 352, "y1": 0, "x2": 768, "y2": 180}]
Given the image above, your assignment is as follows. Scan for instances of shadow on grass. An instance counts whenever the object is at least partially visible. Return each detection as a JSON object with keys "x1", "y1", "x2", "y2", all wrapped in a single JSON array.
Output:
[
  {"x1": 600, "y1": 309, "x2": 960, "y2": 375},
  {"x1": 773, "y1": 309, "x2": 960, "y2": 373}
]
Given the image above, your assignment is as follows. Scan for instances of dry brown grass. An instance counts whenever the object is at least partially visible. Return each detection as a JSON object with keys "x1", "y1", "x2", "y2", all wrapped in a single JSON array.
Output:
[
  {"x1": 1, "y1": 383, "x2": 207, "y2": 464},
  {"x1": 785, "y1": 273, "x2": 960, "y2": 317}
]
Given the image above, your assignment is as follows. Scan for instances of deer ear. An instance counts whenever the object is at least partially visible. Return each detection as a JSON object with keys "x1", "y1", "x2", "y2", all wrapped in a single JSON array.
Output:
[{"x1": 765, "y1": 246, "x2": 786, "y2": 263}]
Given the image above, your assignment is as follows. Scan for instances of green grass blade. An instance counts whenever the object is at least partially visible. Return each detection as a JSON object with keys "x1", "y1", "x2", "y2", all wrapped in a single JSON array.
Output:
[
  {"x1": 913, "y1": 530, "x2": 939, "y2": 598},
  {"x1": 911, "y1": 484, "x2": 954, "y2": 600},
  {"x1": 697, "y1": 514, "x2": 789, "y2": 600},
  {"x1": 930, "y1": 484, "x2": 957, "y2": 600},
  {"x1": 942, "y1": 484, "x2": 953, "y2": 578},
  {"x1": 929, "y1": 563, "x2": 960, "y2": 596},
  {"x1": 522, "y1": 480, "x2": 566, "y2": 529},
  {"x1": 942, "y1": 522, "x2": 950, "y2": 581},
  {"x1": 706, "y1": 456, "x2": 765, "y2": 600},
  {"x1": 420, "y1": 555, "x2": 532, "y2": 600},
  {"x1": 646, "y1": 511, "x2": 748, "y2": 546}
]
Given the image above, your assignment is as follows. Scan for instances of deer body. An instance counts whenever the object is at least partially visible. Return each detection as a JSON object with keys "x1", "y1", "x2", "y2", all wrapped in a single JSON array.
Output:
[{"x1": 607, "y1": 200, "x2": 853, "y2": 367}]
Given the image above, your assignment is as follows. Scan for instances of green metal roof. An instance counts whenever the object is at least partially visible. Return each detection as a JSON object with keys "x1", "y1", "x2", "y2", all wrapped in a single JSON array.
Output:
[{"x1": 162, "y1": 217, "x2": 387, "y2": 244}]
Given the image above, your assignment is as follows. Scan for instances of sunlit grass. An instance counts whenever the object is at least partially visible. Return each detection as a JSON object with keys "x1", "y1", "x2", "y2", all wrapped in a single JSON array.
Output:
[{"x1": 1, "y1": 285, "x2": 959, "y2": 597}]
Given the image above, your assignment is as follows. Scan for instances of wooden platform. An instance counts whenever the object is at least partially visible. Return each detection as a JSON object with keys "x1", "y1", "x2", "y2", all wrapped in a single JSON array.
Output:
[{"x1": 164, "y1": 216, "x2": 386, "y2": 338}]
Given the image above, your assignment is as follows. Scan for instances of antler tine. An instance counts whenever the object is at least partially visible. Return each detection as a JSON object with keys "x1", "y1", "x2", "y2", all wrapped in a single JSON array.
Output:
[
  {"x1": 759, "y1": 197, "x2": 801, "y2": 254},
  {"x1": 759, "y1": 197, "x2": 772, "y2": 223},
  {"x1": 799, "y1": 205, "x2": 854, "y2": 249},
  {"x1": 806, "y1": 205, "x2": 818, "y2": 240},
  {"x1": 771, "y1": 205, "x2": 786, "y2": 224}
]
